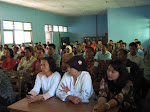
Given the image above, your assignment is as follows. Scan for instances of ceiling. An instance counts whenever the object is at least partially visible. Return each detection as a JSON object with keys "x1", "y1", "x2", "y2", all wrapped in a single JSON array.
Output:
[{"x1": 0, "y1": 0, "x2": 150, "y2": 16}]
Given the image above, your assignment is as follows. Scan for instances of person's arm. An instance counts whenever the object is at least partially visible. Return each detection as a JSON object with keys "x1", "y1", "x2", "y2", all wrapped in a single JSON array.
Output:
[
  {"x1": 93, "y1": 78, "x2": 108, "y2": 112},
  {"x1": 107, "y1": 51, "x2": 112, "y2": 60},
  {"x1": 41, "y1": 73, "x2": 61, "y2": 100},
  {"x1": 72, "y1": 73, "x2": 93, "y2": 100},
  {"x1": 56, "y1": 73, "x2": 70, "y2": 101},
  {"x1": 1, "y1": 59, "x2": 6, "y2": 69},
  {"x1": 17, "y1": 57, "x2": 24, "y2": 71},
  {"x1": 94, "y1": 52, "x2": 99, "y2": 60},
  {"x1": 28, "y1": 73, "x2": 42, "y2": 96},
  {"x1": 106, "y1": 80, "x2": 133, "y2": 110}
]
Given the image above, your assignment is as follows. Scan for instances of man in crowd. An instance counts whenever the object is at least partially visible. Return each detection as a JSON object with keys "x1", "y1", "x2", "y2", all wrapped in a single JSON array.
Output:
[
  {"x1": 94, "y1": 44, "x2": 112, "y2": 60},
  {"x1": 45, "y1": 43, "x2": 61, "y2": 68},
  {"x1": 17, "y1": 47, "x2": 36, "y2": 72}
]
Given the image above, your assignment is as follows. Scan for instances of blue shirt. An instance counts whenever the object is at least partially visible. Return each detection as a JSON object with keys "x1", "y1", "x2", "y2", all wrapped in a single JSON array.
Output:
[
  {"x1": 137, "y1": 49, "x2": 144, "y2": 58},
  {"x1": 94, "y1": 51, "x2": 112, "y2": 60}
]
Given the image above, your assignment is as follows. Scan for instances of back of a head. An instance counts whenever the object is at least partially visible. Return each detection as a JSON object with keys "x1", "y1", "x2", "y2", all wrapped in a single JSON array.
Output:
[{"x1": 48, "y1": 44, "x2": 56, "y2": 49}]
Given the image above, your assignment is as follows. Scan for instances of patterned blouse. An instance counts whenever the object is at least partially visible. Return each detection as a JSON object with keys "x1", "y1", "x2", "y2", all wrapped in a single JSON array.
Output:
[
  {"x1": 17, "y1": 56, "x2": 36, "y2": 72},
  {"x1": 99, "y1": 78, "x2": 136, "y2": 111}
]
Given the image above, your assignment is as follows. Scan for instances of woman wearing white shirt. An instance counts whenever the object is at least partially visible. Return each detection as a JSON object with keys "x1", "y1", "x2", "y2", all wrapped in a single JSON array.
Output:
[
  {"x1": 27, "y1": 57, "x2": 61, "y2": 103},
  {"x1": 56, "y1": 56, "x2": 93, "y2": 104}
]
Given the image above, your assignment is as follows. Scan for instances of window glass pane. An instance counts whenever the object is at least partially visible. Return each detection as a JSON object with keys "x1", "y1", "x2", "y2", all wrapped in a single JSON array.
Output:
[
  {"x1": 14, "y1": 22, "x2": 23, "y2": 30},
  {"x1": 53, "y1": 25, "x2": 58, "y2": 32},
  {"x1": 45, "y1": 32, "x2": 53, "y2": 43},
  {"x1": 45, "y1": 25, "x2": 48, "y2": 32},
  {"x1": 64, "y1": 27, "x2": 68, "y2": 32},
  {"x1": 24, "y1": 23, "x2": 32, "y2": 30},
  {"x1": 3, "y1": 21, "x2": 13, "y2": 30},
  {"x1": 59, "y1": 26, "x2": 63, "y2": 32},
  {"x1": 14, "y1": 30, "x2": 24, "y2": 44},
  {"x1": 24, "y1": 31, "x2": 31, "y2": 43},
  {"x1": 4, "y1": 31, "x2": 13, "y2": 44},
  {"x1": 49, "y1": 25, "x2": 53, "y2": 31}
]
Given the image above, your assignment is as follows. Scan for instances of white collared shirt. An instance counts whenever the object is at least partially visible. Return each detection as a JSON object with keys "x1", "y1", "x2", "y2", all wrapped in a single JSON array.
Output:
[
  {"x1": 127, "y1": 53, "x2": 144, "y2": 69},
  {"x1": 29, "y1": 72, "x2": 61, "y2": 100},
  {"x1": 56, "y1": 71, "x2": 93, "y2": 101},
  {"x1": 94, "y1": 51, "x2": 112, "y2": 60}
]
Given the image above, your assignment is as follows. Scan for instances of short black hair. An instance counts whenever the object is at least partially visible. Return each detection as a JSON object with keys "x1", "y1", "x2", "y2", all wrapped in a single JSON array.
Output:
[
  {"x1": 122, "y1": 42, "x2": 127, "y2": 47},
  {"x1": 42, "y1": 57, "x2": 57, "y2": 73},
  {"x1": 14, "y1": 46, "x2": 19, "y2": 51},
  {"x1": 4, "y1": 44, "x2": 8, "y2": 48},
  {"x1": 48, "y1": 44, "x2": 56, "y2": 49},
  {"x1": 6, "y1": 48, "x2": 14, "y2": 58},
  {"x1": 102, "y1": 44, "x2": 108, "y2": 48},
  {"x1": 119, "y1": 40, "x2": 123, "y2": 43},
  {"x1": 136, "y1": 41, "x2": 141, "y2": 46},
  {"x1": 43, "y1": 44, "x2": 47, "y2": 48},
  {"x1": 21, "y1": 51, "x2": 25, "y2": 56},
  {"x1": 118, "y1": 49, "x2": 128, "y2": 55},
  {"x1": 61, "y1": 45, "x2": 66, "y2": 51},
  {"x1": 37, "y1": 48, "x2": 45, "y2": 53},
  {"x1": 25, "y1": 47, "x2": 33, "y2": 53},
  {"x1": 129, "y1": 42, "x2": 137, "y2": 48}
]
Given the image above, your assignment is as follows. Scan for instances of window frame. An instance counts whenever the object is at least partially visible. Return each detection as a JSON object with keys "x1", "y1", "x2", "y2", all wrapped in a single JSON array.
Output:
[{"x1": 3, "y1": 20, "x2": 33, "y2": 45}]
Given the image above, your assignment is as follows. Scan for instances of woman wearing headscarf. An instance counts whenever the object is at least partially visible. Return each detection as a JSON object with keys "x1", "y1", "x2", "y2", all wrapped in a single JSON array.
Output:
[{"x1": 62, "y1": 45, "x2": 74, "y2": 73}]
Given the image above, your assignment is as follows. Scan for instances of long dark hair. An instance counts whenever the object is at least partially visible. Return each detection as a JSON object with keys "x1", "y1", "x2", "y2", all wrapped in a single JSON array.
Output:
[
  {"x1": 6, "y1": 48, "x2": 14, "y2": 58},
  {"x1": 105, "y1": 60, "x2": 129, "y2": 94},
  {"x1": 42, "y1": 57, "x2": 57, "y2": 73}
]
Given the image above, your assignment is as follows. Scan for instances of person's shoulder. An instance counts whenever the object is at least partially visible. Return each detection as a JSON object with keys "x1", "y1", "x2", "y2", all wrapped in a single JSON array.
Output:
[
  {"x1": 11, "y1": 58, "x2": 16, "y2": 61},
  {"x1": 53, "y1": 71, "x2": 61, "y2": 77},
  {"x1": 20, "y1": 57, "x2": 26, "y2": 61},
  {"x1": 81, "y1": 71, "x2": 91, "y2": 77},
  {"x1": 37, "y1": 72, "x2": 44, "y2": 79},
  {"x1": 136, "y1": 54, "x2": 143, "y2": 59},
  {"x1": 106, "y1": 51, "x2": 111, "y2": 54},
  {"x1": 63, "y1": 72, "x2": 71, "y2": 78},
  {"x1": 3, "y1": 58, "x2": 7, "y2": 62},
  {"x1": 31, "y1": 56, "x2": 36, "y2": 60},
  {"x1": 127, "y1": 59, "x2": 138, "y2": 66},
  {"x1": 96, "y1": 51, "x2": 101, "y2": 54}
]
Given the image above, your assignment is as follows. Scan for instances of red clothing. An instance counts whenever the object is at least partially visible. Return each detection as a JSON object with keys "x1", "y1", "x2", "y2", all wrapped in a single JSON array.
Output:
[
  {"x1": 91, "y1": 44, "x2": 97, "y2": 50},
  {"x1": 86, "y1": 44, "x2": 91, "y2": 47},
  {"x1": 1, "y1": 58, "x2": 16, "y2": 70},
  {"x1": 30, "y1": 59, "x2": 41, "y2": 72}
]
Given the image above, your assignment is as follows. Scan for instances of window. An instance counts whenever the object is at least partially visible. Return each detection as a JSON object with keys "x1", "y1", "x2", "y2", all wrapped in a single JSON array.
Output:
[
  {"x1": 64, "y1": 27, "x2": 68, "y2": 32},
  {"x1": 53, "y1": 25, "x2": 58, "y2": 32},
  {"x1": 45, "y1": 25, "x2": 53, "y2": 43},
  {"x1": 59, "y1": 26, "x2": 63, "y2": 32},
  {"x1": 3, "y1": 20, "x2": 32, "y2": 44}
]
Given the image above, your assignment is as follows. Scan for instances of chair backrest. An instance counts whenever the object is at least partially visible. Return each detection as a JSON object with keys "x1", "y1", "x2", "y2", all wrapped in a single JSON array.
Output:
[{"x1": 5, "y1": 71, "x2": 21, "y2": 100}]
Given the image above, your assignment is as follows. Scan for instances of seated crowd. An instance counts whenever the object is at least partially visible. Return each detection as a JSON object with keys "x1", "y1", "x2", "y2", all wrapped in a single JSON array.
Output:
[{"x1": 0, "y1": 39, "x2": 149, "y2": 112}]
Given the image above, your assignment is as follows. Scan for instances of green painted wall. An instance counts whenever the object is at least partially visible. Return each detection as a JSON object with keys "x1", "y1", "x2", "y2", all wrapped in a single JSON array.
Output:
[{"x1": 0, "y1": 3, "x2": 69, "y2": 52}]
